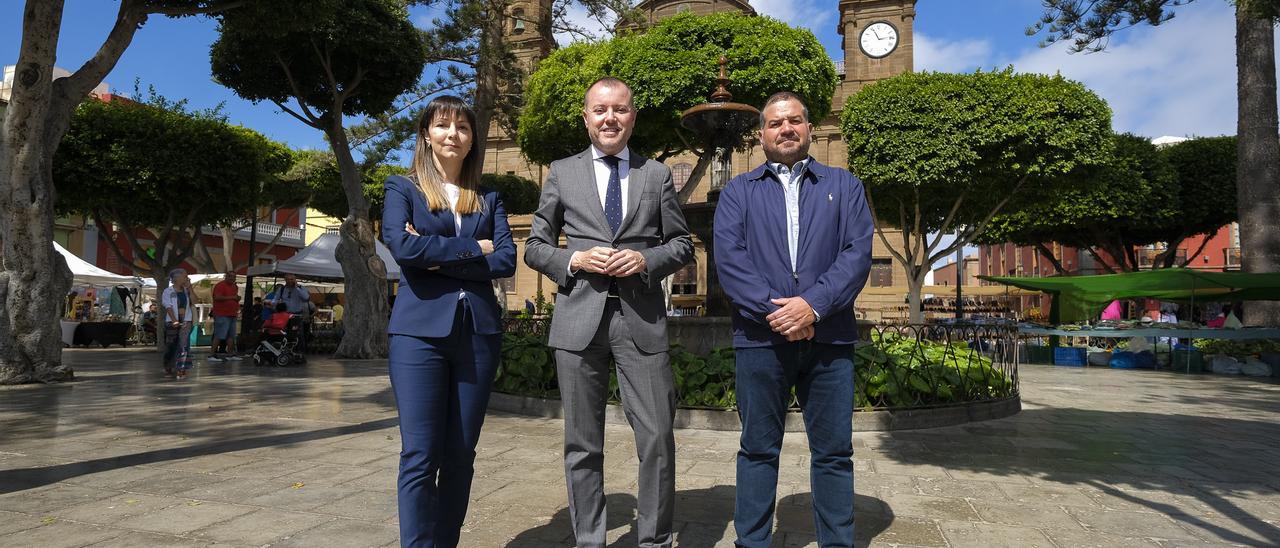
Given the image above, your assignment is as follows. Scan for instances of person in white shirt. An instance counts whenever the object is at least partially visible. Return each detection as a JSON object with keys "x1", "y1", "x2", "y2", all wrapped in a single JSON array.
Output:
[{"x1": 160, "y1": 268, "x2": 195, "y2": 379}]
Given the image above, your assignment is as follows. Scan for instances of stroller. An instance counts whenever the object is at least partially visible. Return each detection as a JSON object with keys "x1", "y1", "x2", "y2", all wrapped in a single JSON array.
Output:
[{"x1": 253, "y1": 315, "x2": 304, "y2": 367}]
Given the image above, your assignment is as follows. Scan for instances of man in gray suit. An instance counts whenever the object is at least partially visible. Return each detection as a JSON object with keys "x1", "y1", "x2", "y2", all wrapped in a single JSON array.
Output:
[{"x1": 525, "y1": 77, "x2": 693, "y2": 548}]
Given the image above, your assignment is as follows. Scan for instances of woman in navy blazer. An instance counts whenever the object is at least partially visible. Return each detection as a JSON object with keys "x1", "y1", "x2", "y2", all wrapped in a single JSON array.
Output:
[{"x1": 382, "y1": 95, "x2": 515, "y2": 548}]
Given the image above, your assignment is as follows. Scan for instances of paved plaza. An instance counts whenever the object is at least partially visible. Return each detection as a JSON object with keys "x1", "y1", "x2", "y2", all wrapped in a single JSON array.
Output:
[{"x1": 0, "y1": 348, "x2": 1278, "y2": 547}]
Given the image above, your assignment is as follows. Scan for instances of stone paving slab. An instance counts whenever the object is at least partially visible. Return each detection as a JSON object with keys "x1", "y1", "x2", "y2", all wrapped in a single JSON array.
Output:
[{"x1": 0, "y1": 347, "x2": 1277, "y2": 547}]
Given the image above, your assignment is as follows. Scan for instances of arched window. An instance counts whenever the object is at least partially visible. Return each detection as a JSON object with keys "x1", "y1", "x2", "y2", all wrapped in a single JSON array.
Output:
[
  {"x1": 672, "y1": 162, "x2": 693, "y2": 192},
  {"x1": 512, "y1": 8, "x2": 526, "y2": 34}
]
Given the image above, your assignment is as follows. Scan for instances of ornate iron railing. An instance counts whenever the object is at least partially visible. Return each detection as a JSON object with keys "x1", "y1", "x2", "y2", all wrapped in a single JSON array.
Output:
[
  {"x1": 494, "y1": 320, "x2": 1020, "y2": 412},
  {"x1": 856, "y1": 324, "x2": 1020, "y2": 410}
]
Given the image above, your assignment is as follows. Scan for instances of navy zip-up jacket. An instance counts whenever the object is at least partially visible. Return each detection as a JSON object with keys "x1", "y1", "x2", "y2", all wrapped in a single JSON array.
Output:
[{"x1": 712, "y1": 158, "x2": 874, "y2": 348}]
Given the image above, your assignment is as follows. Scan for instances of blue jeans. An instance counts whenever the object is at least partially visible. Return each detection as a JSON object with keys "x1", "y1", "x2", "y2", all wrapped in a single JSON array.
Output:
[
  {"x1": 162, "y1": 323, "x2": 192, "y2": 372},
  {"x1": 734, "y1": 342, "x2": 854, "y2": 548},
  {"x1": 389, "y1": 299, "x2": 501, "y2": 548}
]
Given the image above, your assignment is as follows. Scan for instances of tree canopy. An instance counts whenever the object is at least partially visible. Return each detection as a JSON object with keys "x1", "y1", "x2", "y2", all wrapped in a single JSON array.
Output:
[
  {"x1": 841, "y1": 69, "x2": 1113, "y2": 321},
  {"x1": 517, "y1": 12, "x2": 837, "y2": 165},
  {"x1": 53, "y1": 94, "x2": 297, "y2": 281},
  {"x1": 979, "y1": 134, "x2": 1238, "y2": 273},
  {"x1": 211, "y1": 0, "x2": 427, "y2": 121}
]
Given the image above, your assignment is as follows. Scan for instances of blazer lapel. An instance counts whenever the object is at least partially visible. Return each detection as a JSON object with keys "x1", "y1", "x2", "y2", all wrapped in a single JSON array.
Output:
[
  {"x1": 617, "y1": 151, "x2": 647, "y2": 235},
  {"x1": 460, "y1": 194, "x2": 483, "y2": 238},
  {"x1": 579, "y1": 150, "x2": 613, "y2": 237}
]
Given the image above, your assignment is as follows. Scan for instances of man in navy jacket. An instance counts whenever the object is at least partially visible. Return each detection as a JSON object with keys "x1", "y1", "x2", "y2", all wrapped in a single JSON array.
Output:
[{"x1": 713, "y1": 92, "x2": 873, "y2": 547}]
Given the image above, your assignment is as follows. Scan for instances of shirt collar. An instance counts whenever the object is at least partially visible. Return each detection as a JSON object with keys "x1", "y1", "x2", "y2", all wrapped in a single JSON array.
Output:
[
  {"x1": 765, "y1": 156, "x2": 811, "y2": 176},
  {"x1": 590, "y1": 145, "x2": 630, "y2": 164}
]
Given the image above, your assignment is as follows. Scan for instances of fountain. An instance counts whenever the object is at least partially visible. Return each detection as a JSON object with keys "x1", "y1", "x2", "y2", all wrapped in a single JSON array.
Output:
[{"x1": 679, "y1": 57, "x2": 760, "y2": 317}]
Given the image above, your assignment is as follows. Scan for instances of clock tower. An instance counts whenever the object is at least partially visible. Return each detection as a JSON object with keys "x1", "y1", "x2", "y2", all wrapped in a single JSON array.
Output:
[{"x1": 834, "y1": 0, "x2": 916, "y2": 109}]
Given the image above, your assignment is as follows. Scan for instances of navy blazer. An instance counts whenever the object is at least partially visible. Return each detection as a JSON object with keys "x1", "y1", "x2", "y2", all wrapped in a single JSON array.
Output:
[
  {"x1": 713, "y1": 159, "x2": 874, "y2": 348},
  {"x1": 383, "y1": 174, "x2": 516, "y2": 338}
]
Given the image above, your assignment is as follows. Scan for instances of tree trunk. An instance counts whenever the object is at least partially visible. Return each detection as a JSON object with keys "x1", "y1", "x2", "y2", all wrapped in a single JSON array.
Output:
[
  {"x1": 906, "y1": 271, "x2": 925, "y2": 324},
  {"x1": 329, "y1": 126, "x2": 389, "y2": 358},
  {"x1": 1236, "y1": 6, "x2": 1280, "y2": 326},
  {"x1": 0, "y1": 1, "x2": 75, "y2": 384},
  {"x1": 221, "y1": 226, "x2": 236, "y2": 271}
]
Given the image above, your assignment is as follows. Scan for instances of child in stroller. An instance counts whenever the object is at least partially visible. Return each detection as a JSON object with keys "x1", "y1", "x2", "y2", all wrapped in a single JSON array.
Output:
[{"x1": 253, "y1": 302, "x2": 303, "y2": 367}]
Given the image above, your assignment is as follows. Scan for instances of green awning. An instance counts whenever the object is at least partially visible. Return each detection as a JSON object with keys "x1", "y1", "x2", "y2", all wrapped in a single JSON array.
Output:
[{"x1": 978, "y1": 269, "x2": 1280, "y2": 322}]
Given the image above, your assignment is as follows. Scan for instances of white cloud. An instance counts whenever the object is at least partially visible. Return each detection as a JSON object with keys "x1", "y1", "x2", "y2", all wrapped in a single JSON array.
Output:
[
  {"x1": 750, "y1": 0, "x2": 833, "y2": 37},
  {"x1": 925, "y1": 1, "x2": 1279, "y2": 139},
  {"x1": 1001, "y1": 1, "x2": 1245, "y2": 138},
  {"x1": 914, "y1": 33, "x2": 994, "y2": 74}
]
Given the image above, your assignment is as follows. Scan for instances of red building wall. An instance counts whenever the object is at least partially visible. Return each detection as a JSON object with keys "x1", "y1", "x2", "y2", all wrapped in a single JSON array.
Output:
[{"x1": 95, "y1": 208, "x2": 305, "y2": 277}]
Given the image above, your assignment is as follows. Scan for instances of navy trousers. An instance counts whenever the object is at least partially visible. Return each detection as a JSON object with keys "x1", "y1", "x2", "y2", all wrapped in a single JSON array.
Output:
[
  {"x1": 734, "y1": 342, "x2": 855, "y2": 548},
  {"x1": 389, "y1": 299, "x2": 501, "y2": 548}
]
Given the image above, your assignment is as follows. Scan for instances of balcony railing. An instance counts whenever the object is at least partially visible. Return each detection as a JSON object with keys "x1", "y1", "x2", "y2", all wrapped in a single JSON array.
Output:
[
  {"x1": 202, "y1": 222, "x2": 303, "y2": 244},
  {"x1": 834, "y1": 60, "x2": 845, "y2": 76},
  {"x1": 1225, "y1": 247, "x2": 1242, "y2": 270},
  {"x1": 1137, "y1": 248, "x2": 1186, "y2": 269}
]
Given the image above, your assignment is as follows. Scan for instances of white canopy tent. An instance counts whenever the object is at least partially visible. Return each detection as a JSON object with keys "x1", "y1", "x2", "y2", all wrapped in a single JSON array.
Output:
[
  {"x1": 246, "y1": 232, "x2": 401, "y2": 281},
  {"x1": 54, "y1": 241, "x2": 148, "y2": 288}
]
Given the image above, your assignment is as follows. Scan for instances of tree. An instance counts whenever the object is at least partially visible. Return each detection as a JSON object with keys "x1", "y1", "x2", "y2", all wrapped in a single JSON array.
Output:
[
  {"x1": 211, "y1": 0, "x2": 430, "y2": 358},
  {"x1": 517, "y1": 11, "x2": 837, "y2": 198},
  {"x1": 978, "y1": 133, "x2": 1182, "y2": 273},
  {"x1": 293, "y1": 149, "x2": 402, "y2": 225},
  {"x1": 1153, "y1": 136, "x2": 1239, "y2": 266},
  {"x1": 0, "y1": 0, "x2": 244, "y2": 384},
  {"x1": 841, "y1": 69, "x2": 1113, "y2": 323},
  {"x1": 1031, "y1": 0, "x2": 1280, "y2": 324},
  {"x1": 53, "y1": 94, "x2": 296, "y2": 303}
]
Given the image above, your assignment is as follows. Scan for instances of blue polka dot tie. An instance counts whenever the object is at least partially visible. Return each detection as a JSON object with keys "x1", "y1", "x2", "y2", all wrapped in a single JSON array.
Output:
[{"x1": 603, "y1": 155, "x2": 623, "y2": 234}]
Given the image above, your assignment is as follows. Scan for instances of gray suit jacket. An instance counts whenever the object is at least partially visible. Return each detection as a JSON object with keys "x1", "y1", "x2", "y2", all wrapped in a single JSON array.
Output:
[{"x1": 524, "y1": 148, "x2": 694, "y2": 353}]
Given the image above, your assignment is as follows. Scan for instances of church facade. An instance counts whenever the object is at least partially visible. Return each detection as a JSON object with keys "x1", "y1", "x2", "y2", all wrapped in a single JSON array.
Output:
[{"x1": 486, "y1": 0, "x2": 921, "y2": 320}]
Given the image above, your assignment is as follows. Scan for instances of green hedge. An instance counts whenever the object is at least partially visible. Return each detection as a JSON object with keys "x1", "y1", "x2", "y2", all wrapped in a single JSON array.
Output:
[{"x1": 494, "y1": 331, "x2": 1015, "y2": 411}]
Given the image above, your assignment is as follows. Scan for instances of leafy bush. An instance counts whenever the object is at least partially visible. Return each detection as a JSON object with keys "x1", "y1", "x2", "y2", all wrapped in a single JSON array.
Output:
[{"x1": 854, "y1": 332, "x2": 1012, "y2": 409}]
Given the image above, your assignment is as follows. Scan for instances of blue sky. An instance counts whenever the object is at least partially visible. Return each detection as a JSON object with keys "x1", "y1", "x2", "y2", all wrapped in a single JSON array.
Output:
[{"x1": 0, "y1": 0, "x2": 1259, "y2": 153}]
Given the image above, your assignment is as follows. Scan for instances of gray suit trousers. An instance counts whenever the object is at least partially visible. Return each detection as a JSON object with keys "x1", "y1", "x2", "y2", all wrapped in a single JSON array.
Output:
[{"x1": 555, "y1": 302, "x2": 676, "y2": 548}]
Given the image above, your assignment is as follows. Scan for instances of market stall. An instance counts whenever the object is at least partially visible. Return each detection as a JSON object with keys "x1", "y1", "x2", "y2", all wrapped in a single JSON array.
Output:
[
  {"x1": 979, "y1": 269, "x2": 1280, "y2": 375},
  {"x1": 55, "y1": 242, "x2": 148, "y2": 347}
]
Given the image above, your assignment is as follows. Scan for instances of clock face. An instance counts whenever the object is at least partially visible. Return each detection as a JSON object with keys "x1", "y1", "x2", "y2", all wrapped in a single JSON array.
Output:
[{"x1": 859, "y1": 21, "x2": 899, "y2": 59}]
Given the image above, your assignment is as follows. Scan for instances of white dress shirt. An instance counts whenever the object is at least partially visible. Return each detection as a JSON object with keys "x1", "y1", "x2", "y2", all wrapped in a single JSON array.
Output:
[
  {"x1": 444, "y1": 182, "x2": 468, "y2": 300},
  {"x1": 590, "y1": 145, "x2": 630, "y2": 220},
  {"x1": 443, "y1": 182, "x2": 462, "y2": 234}
]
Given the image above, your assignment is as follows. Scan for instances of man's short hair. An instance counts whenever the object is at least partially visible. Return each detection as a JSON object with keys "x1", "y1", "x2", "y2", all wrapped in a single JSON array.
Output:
[
  {"x1": 759, "y1": 91, "x2": 810, "y2": 126},
  {"x1": 583, "y1": 77, "x2": 633, "y2": 108}
]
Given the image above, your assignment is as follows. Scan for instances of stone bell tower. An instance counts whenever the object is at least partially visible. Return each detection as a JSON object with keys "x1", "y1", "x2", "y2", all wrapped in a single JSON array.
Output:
[
  {"x1": 834, "y1": 0, "x2": 916, "y2": 110},
  {"x1": 507, "y1": 0, "x2": 555, "y2": 74}
]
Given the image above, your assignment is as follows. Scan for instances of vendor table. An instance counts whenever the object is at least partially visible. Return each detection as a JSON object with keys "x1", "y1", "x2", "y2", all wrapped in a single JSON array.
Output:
[
  {"x1": 1019, "y1": 326, "x2": 1280, "y2": 340},
  {"x1": 73, "y1": 321, "x2": 133, "y2": 348}
]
